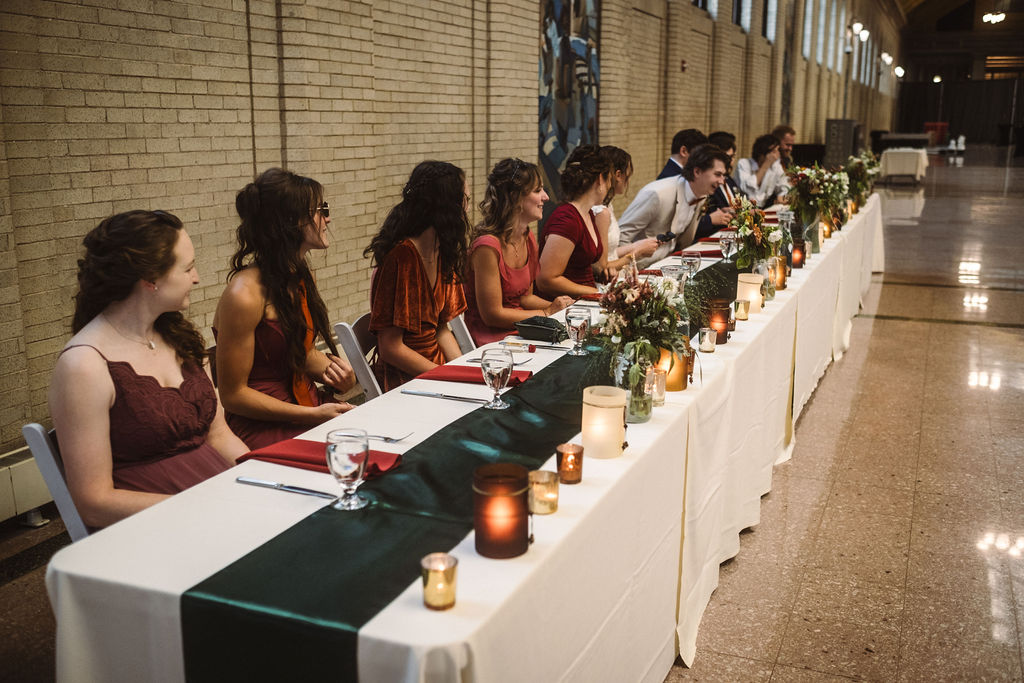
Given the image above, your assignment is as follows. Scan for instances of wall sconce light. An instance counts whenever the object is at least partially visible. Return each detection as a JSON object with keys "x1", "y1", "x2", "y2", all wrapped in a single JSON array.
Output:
[
  {"x1": 894, "y1": 65, "x2": 905, "y2": 78},
  {"x1": 851, "y1": 21, "x2": 863, "y2": 33},
  {"x1": 982, "y1": 12, "x2": 1005, "y2": 23},
  {"x1": 859, "y1": 28, "x2": 870, "y2": 42},
  {"x1": 881, "y1": 52, "x2": 893, "y2": 65},
  {"x1": 933, "y1": 75, "x2": 942, "y2": 83}
]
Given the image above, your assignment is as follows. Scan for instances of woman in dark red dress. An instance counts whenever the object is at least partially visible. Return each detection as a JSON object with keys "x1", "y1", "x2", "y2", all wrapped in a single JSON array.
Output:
[
  {"x1": 537, "y1": 144, "x2": 612, "y2": 298},
  {"x1": 214, "y1": 169, "x2": 356, "y2": 450},
  {"x1": 49, "y1": 210, "x2": 248, "y2": 529},
  {"x1": 364, "y1": 161, "x2": 469, "y2": 391}
]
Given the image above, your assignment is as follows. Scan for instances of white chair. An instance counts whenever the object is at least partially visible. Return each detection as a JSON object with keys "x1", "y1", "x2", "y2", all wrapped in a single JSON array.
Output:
[
  {"x1": 21, "y1": 423, "x2": 89, "y2": 542},
  {"x1": 449, "y1": 313, "x2": 476, "y2": 354},
  {"x1": 334, "y1": 314, "x2": 383, "y2": 401}
]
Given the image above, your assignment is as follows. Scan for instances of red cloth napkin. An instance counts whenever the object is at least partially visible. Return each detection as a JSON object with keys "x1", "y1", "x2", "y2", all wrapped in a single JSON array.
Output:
[
  {"x1": 639, "y1": 269, "x2": 661, "y2": 276},
  {"x1": 418, "y1": 364, "x2": 533, "y2": 387},
  {"x1": 577, "y1": 292, "x2": 602, "y2": 302},
  {"x1": 670, "y1": 249, "x2": 724, "y2": 258},
  {"x1": 697, "y1": 237, "x2": 723, "y2": 243},
  {"x1": 238, "y1": 438, "x2": 401, "y2": 478}
]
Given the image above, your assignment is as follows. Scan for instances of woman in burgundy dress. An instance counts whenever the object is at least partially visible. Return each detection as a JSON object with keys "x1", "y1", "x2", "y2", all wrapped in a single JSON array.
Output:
[
  {"x1": 364, "y1": 161, "x2": 469, "y2": 391},
  {"x1": 48, "y1": 210, "x2": 248, "y2": 529},
  {"x1": 537, "y1": 144, "x2": 612, "y2": 298},
  {"x1": 463, "y1": 158, "x2": 573, "y2": 345},
  {"x1": 214, "y1": 168, "x2": 356, "y2": 450}
]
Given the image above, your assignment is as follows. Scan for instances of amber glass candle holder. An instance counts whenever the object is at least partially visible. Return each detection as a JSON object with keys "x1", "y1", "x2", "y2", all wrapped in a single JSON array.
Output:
[
  {"x1": 528, "y1": 470, "x2": 559, "y2": 514},
  {"x1": 555, "y1": 443, "x2": 584, "y2": 484},
  {"x1": 421, "y1": 553, "x2": 458, "y2": 610},
  {"x1": 473, "y1": 463, "x2": 530, "y2": 559}
]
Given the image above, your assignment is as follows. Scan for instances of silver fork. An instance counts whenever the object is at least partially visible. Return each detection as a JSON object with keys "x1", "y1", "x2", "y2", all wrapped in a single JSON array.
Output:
[{"x1": 366, "y1": 431, "x2": 413, "y2": 444}]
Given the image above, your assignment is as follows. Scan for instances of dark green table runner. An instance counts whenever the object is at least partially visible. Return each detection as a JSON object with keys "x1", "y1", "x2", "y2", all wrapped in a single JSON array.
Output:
[{"x1": 181, "y1": 352, "x2": 606, "y2": 682}]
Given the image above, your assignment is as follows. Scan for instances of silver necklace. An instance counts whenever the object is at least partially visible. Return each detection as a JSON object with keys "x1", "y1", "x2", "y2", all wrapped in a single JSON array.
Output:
[{"x1": 102, "y1": 313, "x2": 156, "y2": 350}]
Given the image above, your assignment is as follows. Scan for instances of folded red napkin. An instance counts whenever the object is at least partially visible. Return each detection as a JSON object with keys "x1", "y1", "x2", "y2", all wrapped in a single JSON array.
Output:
[
  {"x1": 697, "y1": 237, "x2": 722, "y2": 243},
  {"x1": 670, "y1": 249, "x2": 724, "y2": 258},
  {"x1": 238, "y1": 438, "x2": 401, "y2": 478},
  {"x1": 639, "y1": 269, "x2": 661, "y2": 276},
  {"x1": 578, "y1": 292, "x2": 602, "y2": 302},
  {"x1": 419, "y1": 364, "x2": 533, "y2": 387}
]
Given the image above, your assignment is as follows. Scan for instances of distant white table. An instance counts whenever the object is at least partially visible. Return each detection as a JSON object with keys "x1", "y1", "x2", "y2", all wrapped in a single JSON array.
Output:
[{"x1": 880, "y1": 148, "x2": 928, "y2": 181}]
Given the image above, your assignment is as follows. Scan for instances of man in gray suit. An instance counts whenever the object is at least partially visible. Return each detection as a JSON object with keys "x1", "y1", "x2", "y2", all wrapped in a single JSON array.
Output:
[{"x1": 617, "y1": 145, "x2": 731, "y2": 269}]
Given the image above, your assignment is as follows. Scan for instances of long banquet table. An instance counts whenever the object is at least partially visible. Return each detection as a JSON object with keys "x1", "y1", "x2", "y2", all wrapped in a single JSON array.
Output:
[{"x1": 46, "y1": 194, "x2": 883, "y2": 682}]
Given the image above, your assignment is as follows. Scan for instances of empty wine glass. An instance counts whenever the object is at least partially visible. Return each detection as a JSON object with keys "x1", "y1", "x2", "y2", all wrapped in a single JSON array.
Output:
[
  {"x1": 564, "y1": 306, "x2": 591, "y2": 356},
  {"x1": 718, "y1": 234, "x2": 737, "y2": 262},
  {"x1": 480, "y1": 348, "x2": 514, "y2": 410},
  {"x1": 680, "y1": 251, "x2": 702, "y2": 280},
  {"x1": 326, "y1": 429, "x2": 369, "y2": 510},
  {"x1": 660, "y1": 264, "x2": 684, "y2": 287}
]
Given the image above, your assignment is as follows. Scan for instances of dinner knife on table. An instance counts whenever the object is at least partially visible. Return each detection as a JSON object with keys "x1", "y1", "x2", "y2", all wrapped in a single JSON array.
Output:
[
  {"x1": 400, "y1": 389, "x2": 489, "y2": 404},
  {"x1": 236, "y1": 476, "x2": 337, "y2": 500}
]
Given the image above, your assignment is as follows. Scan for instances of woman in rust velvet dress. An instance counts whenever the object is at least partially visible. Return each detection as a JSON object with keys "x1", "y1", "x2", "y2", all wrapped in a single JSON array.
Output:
[
  {"x1": 48, "y1": 210, "x2": 248, "y2": 529},
  {"x1": 365, "y1": 161, "x2": 470, "y2": 391},
  {"x1": 214, "y1": 168, "x2": 356, "y2": 450}
]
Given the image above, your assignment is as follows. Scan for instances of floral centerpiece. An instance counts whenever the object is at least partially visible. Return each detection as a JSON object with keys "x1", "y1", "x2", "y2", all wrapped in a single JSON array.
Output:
[
  {"x1": 730, "y1": 195, "x2": 791, "y2": 269},
  {"x1": 843, "y1": 150, "x2": 879, "y2": 210},
  {"x1": 595, "y1": 263, "x2": 692, "y2": 421},
  {"x1": 786, "y1": 164, "x2": 849, "y2": 230}
]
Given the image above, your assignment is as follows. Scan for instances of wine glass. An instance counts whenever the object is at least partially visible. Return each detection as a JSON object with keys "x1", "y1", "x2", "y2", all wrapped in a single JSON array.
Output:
[
  {"x1": 564, "y1": 306, "x2": 591, "y2": 356},
  {"x1": 326, "y1": 429, "x2": 370, "y2": 510},
  {"x1": 480, "y1": 348, "x2": 514, "y2": 410},
  {"x1": 680, "y1": 251, "x2": 702, "y2": 280},
  {"x1": 660, "y1": 264, "x2": 684, "y2": 286},
  {"x1": 718, "y1": 234, "x2": 737, "y2": 262}
]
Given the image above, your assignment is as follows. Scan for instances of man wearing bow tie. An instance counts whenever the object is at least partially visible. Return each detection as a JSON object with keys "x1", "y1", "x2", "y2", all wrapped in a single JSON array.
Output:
[{"x1": 618, "y1": 145, "x2": 731, "y2": 269}]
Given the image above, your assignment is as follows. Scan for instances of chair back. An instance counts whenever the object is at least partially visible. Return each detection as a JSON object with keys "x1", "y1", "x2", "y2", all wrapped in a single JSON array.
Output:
[
  {"x1": 21, "y1": 423, "x2": 90, "y2": 542},
  {"x1": 449, "y1": 313, "x2": 476, "y2": 355},
  {"x1": 334, "y1": 313, "x2": 382, "y2": 401}
]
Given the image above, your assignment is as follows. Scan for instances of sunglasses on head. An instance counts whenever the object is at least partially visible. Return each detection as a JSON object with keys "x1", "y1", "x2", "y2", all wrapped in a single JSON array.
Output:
[{"x1": 316, "y1": 202, "x2": 329, "y2": 218}]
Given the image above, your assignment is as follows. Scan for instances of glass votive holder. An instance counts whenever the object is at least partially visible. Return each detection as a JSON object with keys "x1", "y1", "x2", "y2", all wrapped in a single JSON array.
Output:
[
  {"x1": 528, "y1": 470, "x2": 559, "y2": 514},
  {"x1": 699, "y1": 327, "x2": 716, "y2": 352},
  {"x1": 555, "y1": 443, "x2": 584, "y2": 484},
  {"x1": 735, "y1": 299, "x2": 750, "y2": 321},
  {"x1": 646, "y1": 366, "x2": 667, "y2": 406},
  {"x1": 421, "y1": 552, "x2": 457, "y2": 610}
]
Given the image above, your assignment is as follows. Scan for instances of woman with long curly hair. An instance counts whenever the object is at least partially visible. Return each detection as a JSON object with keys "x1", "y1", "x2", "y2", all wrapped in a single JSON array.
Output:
[
  {"x1": 214, "y1": 168, "x2": 355, "y2": 450},
  {"x1": 537, "y1": 144, "x2": 611, "y2": 298},
  {"x1": 365, "y1": 160, "x2": 469, "y2": 391},
  {"x1": 48, "y1": 210, "x2": 247, "y2": 528},
  {"x1": 463, "y1": 157, "x2": 573, "y2": 345}
]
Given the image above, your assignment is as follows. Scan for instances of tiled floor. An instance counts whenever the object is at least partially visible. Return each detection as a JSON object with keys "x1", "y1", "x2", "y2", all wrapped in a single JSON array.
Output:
[{"x1": 666, "y1": 160, "x2": 1024, "y2": 681}]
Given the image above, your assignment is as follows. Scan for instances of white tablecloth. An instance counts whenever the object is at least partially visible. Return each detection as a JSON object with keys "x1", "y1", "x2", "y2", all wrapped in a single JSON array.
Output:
[
  {"x1": 880, "y1": 148, "x2": 928, "y2": 181},
  {"x1": 46, "y1": 194, "x2": 885, "y2": 681}
]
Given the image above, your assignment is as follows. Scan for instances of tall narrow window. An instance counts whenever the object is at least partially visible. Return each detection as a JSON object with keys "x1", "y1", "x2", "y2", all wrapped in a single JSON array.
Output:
[
  {"x1": 693, "y1": 0, "x2": 708, "y2": 10},
  {"x1": 850, "y1": 30, "x2": 859, "y2": 80},
  {"x1": 836, "y1": 5, "x2": 846, "y2": 73},
  {"x1": 826, "y1": 0, "x2": 837, "y2": 69},
  {"x1": 802, "y1": 0, "x2": 814, "y2": 59},
  {"x1": 733, "y1": 0, "x2": 744, "y2": 26},
  {"x1": 816, "y1": 0, "x2": 827, "y2": 64},
  {"x1": 762, "y1": 0, "x2": 778, "y2": 40}
]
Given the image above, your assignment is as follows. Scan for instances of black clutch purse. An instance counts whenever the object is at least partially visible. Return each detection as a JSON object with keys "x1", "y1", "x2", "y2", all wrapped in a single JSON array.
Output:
[{"x1": 514, "y1": 316, "x2": 568, "y2": 343}]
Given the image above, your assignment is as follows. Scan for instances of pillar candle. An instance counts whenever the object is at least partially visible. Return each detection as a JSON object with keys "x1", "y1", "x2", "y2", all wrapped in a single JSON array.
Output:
[{"x1": 581, "y1": 387, "x2": 627, "y2": 459}]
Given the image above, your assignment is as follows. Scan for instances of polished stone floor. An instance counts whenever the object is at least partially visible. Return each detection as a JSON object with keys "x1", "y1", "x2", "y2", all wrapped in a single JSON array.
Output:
[
  {"x1": 1, "y1": 159, "x2": 1022, "y2": 683},
  {"x1": 667, "y1": 161, "x2": 1024, "y2": 681}
]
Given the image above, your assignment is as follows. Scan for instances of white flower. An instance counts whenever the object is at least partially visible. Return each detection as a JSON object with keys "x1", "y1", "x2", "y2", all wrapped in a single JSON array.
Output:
[{"x1": 768, "y1": 230, "x2": 783, "y2": 243}]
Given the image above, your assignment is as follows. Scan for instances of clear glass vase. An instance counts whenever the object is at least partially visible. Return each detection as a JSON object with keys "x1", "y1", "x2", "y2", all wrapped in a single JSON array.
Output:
[{"x1": 614, "y1": 353, "x2": 653, "y2": 423}]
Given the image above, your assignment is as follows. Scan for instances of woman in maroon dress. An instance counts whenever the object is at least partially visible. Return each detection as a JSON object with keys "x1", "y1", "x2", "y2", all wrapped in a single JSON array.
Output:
[
  {"x1": 49, "y1": 210, "x2": 248, "y2": 529},
  {"x1": 537, "y1": 144, "x2": 612, "y2": 298},
  {"x1": 364, "y1": 161, "x2": 469, "y2": 391},
  {"x1": 214, "y1": 168, "x2": 356, "y2": 450}
]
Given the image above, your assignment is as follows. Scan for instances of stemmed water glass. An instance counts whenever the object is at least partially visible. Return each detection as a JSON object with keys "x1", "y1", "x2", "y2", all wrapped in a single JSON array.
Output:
[
  {"x1": 565, "y1": 306, "x2": 591, "y2": 356},
  {"x1": 718, "y1": 234, "x2": 737, "y2": 262},
  {"x1": 480, "y1": 348, "x2": 514, "y2": 410},
  {"x1": 680, "y1": 251, "x2": 702, "y2": 280},
  {"x1": 326, "y1": 428, "x2": 370, "y2": 510}
]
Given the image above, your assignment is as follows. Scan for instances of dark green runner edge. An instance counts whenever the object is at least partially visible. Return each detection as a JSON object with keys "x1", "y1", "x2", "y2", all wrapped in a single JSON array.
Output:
[{"x1": 181, "y1": 352, "x2": 607, "y2": 682}]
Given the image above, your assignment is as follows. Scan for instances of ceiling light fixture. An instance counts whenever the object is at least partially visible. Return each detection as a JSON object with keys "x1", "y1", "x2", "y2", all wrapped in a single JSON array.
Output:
[
  {"x1": 894, "y1": 65, "x2": 905, "y2": 77},
  {"x1": 851, "y1": 21, "x2": 863, "y2": 33},
  {"x1": 859, "y1": 28, "x2": 870, "y2": 42},
  {"x1": 881, "y1": 52, "x2": 893, "y2": 65},
  {"x1": 933, "y1": 75, "x2": 943, "y2": 83}
]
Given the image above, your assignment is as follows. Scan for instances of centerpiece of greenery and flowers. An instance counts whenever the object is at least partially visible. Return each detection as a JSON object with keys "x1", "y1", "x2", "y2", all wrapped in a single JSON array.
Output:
[
  {"x1": 843, "y1": 151, "x2": 879, "y2": 209},
  {"x1": 730, "y1": 195, "x2": 791, "y2": 269},
  {"x1": 787, "y1": 164, "x2": 850, "y2": 228}
]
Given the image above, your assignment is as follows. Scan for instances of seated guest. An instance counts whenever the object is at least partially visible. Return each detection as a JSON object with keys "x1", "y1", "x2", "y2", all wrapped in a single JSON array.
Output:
[
  {"x1": 618, "y1": 144, "x2": 730, "y2": 269},
  {"x1": 695, "y1": 131, "x2": 742, "y2": 237},
  {"x1": 735, "y1": 134, "x2": 789, "y2": 208},
  {"x1": 593, "y1": 145, "x2": 660, "y2": 280},
  {"x1": 537, "y1": 144, "x2": 610, "y2": 298},
  {"x1": 365, "y1": 160, "x2": 469, "y2": 391},
  {"x1": 464, "y1": 158, "x2": 573, "y2": 345},
  {"x1": 48, "y1": 210, "x2": 248, "y2": 529},
  {"x1": 657, "y1": 129, "x2": 709, "y2": 180},
  {"x1": 771, "y1": 124, "x2": 797, "y2": 168},
  {"x1": 214, "y1": 168, "x2": 355, "y2": 450}
]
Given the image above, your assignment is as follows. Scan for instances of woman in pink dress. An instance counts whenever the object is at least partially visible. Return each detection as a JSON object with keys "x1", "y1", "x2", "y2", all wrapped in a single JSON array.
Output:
[
  {"x1": 537, "y1": 144, "x2": 611, "y2": 298},
  {"x1": 48, "y1": 210, "x2": 248, "y2": 529},
  {"x1": 463, "y1": 158, "x2": 573, "y2": 345}
]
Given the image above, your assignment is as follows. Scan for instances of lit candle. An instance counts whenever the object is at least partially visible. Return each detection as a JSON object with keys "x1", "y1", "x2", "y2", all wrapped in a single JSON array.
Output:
[
  {"x1": 473, "y1": 463, "x2": 530, "y2": 559},
  {"x1": 820, "y1": 218, "x2": 831, "y2": 239},
  {"x1": 581, "y1": 386, "x2": 627, "y2": 459},
  {"x1": 792, "y1": 246, "x2": 804, "y2": 268},
  {"x1": 528, "y1": 470, "x2": 559, "y2": 514},
  {"x1": 773, "y1": 256, "x2": 787, "y2": 290},
  {"x1": 735, "y1": 299, "x2": 750, "y2": 320},
  {"x1": 421, "y1": 552, "x2": 458, "y2": 610},
  {"x1": 699, "y1": 327, "x2": 716, "y2": 352},
  {"x1": 737, "y1": 274, "x2": 764, "y2": 311},
  {"x1": 709, "y1": 308, "x2": 729, "y2": 344},
  {"x1": 556, "y1": 443, "x2": 584, "y2": 484},
  {"x1": 646, "y1": 366, "x2": 668, "y2": 406},
  {"x1": 657, "y1": 348, "x2": 688, "y2": 391}
]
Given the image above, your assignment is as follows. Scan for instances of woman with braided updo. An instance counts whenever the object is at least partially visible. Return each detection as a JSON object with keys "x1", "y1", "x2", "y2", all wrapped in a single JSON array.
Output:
[
  {"x1": 537, "y1": 144, "x2": 611, "y2": 298},
  {"x1": 365, "y1": 160, "x2": 469, "y2": 391},
  {"x1": 48, "y1": 210, "x2": 247, "y2": 528},
  {"x1": 592, "y1": 146, "x2": 659, "y2": 280},
  {"x1": 463, "y1": 158, "x2": 574, "y2": 345},
  {"x1": 214, "y1": 168, "x2": 355, "y2": 450}
]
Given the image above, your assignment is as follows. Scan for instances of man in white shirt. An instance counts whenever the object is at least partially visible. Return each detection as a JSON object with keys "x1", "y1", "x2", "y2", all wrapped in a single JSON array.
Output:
[
  {"x1": 618, "y1": 145, "x2": 731, "y2": 269},
  {"x1": 771, "y1": 124, "x2": 796, "y2": 168},
  {"x1": 734, "y1": 134, "x2": 789, "y2": 208}
]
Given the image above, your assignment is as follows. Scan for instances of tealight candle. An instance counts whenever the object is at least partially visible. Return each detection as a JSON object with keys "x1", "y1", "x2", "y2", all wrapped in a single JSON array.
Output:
[
  {"x1": 646, "y1": 366, "x2": 667, "y2": 406},
  {"x1": 792, "y1": 245, "x2": 804, "y2": 268},
  {"x1": 657, "y1": 348, "x2": 689, "y2": 391},
  {"x1": 735, "y1": 299, "x2": 750, "y2": 320},
  {"x1": 528, "y1": 470, "x2": 559, "y2": 514},
  {"x1": 473, "y1": 463, "x2": 530, "y2": 559},
  {"x1": 699, "y1": 327, "x2": 716, "y2": 352},
  {"x1": 737, "y1": 273, "x2": 764, "y2": 311},
  {"x1": 421, "y1": 552, "x2": 458, "y2": 610},
  {"x1": 555, "y1": 443, "x2": 584, "y2": 484},
  {"x1": 581, "y1": 386, "x2": 627, "y2": 459}
]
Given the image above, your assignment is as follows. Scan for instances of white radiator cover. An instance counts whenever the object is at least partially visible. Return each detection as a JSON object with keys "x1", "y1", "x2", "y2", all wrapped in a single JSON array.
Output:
[{"x1": 0, "y1": 449, "x2": 51, "y2": 522}]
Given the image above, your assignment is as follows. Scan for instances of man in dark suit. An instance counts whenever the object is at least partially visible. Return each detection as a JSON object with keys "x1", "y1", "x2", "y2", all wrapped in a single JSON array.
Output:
[{"x1": 657, "y1": 129, "x2": 708, "y2": 180}]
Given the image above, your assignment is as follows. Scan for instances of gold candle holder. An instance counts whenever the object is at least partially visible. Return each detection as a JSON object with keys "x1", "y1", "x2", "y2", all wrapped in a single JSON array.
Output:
[
  {"x1": 528, "y1": 470, "x2": 559, "y2": 514},
  {"x1": 735, "y1": 299, "x2": 750, "y2": 320},
  {"x1": 556, "y1": 443, "x2": 584, "y2": 484},
  {"x1": 421, "y1": 552, "x2": 458, "y2": 610}
]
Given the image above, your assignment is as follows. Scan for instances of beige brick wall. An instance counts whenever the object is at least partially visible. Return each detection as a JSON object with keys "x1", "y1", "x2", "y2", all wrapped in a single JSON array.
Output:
[{"x1": 0, "y1": 0, "x2": 900, "y2": 453}]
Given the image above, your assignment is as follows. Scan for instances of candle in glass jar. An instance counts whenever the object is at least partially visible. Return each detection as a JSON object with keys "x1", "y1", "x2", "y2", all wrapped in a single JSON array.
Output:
[
  {"x1": 473, "y1": 463, "x2": 530, "y2": 558},
  {"x1": 528, "y1": 470, "x2": 559, "y2": 514},
  {"x1": 581, "y1": 386, "x2": 627, "y2": 459},
  {"x1": 646, "y1": 366, "x2": 668, "y2": 406},
  {"x1": 736, "y1": 274, "x2": 763, "y2": 311},
  {"x1": 792, "y1": 246, "x2": 804, "y2": 268},
  {"x1": 421, "y1": 552, "x2": 458, "y2": 610},
  {"x1": 555, "y1": 443, "x2": 584, "y2": 484},
  {"x1": 735, "y1": 299, "x2": 750, "y2": 321},
  {"x1": 657, "y1": 348, "x2": 688, "y2": 391},
  {"x1": 699, "y1": 327, "x2": 716, "y2": 352}
]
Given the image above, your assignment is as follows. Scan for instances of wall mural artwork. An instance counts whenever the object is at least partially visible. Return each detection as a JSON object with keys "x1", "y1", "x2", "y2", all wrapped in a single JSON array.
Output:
[{"x1": 539, "y1": 0, "x2": 600, "y2": 207}]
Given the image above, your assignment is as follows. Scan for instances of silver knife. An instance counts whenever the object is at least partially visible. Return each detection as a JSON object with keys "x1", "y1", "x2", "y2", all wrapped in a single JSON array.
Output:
[
  {"x1": 400, "y1": 389, "x2": 488, "y2": 404},
  {"x1": 236, "y1": 476, "x2": 337, "y2": 500},
  {"x1": 499, "y1": 341, "x2": 570, "y2": 351}
]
